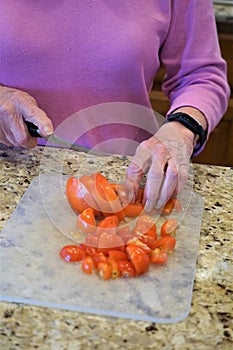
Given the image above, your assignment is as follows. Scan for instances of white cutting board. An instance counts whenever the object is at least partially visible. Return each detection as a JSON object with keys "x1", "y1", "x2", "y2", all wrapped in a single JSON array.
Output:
[{"x1": 0, "y1": 174, "x2": 203, "y2": 323}]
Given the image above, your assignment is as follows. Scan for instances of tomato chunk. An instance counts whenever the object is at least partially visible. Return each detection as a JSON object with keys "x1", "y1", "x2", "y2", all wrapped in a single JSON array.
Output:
[
  {"x1": 151, "y1": 236, "x2": 176, "y2": 253},
  {"x1": 126, "y1": 245, "x2": 150, "y2": 275},
  {"x1": 161, "y1": 218, "x2": 178, "y2": 237},
  {"x1": 82, "y1": 256, "x2": 94, "y2": 274},
  {"x1": 118, "y1": 260, "x2": 136, "y2": 278},
  {"x1": 59, "y1": 245, "x2": 85, "y2": 262},
  {"x1": 76, "y1": 207, "x2": 96, "y2": 234}
]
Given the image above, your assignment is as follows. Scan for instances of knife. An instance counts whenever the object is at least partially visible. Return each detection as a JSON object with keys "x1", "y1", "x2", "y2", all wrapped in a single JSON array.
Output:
[{"x1": 25, "y1": 120, "x2": 110, "y2": 156}]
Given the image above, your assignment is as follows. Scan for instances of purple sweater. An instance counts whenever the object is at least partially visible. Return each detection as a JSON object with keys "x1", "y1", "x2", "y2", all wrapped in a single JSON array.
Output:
[{"x1": 0, "y1": 0, "x2": 230, "y2": 153}]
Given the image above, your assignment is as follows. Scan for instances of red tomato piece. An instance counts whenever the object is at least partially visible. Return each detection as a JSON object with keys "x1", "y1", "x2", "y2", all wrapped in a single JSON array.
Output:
[
  {"x1": 118, "y1": 260, "x2": 136, "y2": 278},
  {"x1": 117, "y1": 225, "x2": 135, "y2": 244},
  {"x1": 126, "y1": 245, "x2": 150, "y2": 275},
  {"x1": 81, "y1": 256, "x2": 94, "y2": 274},
  {"x1": 76, "y1": 207, "x2": 96, "y2": 234},
  {"x1": 127, "y1": 238, "x2": 151, "y2": 255},
  {"x1": 161, "y1": 218, "x2": 178, "y2": 237},
  {"x1": 84, "y1": 233, "x2": 99, "y2": 248},
  {"x1": 66, "y1": 177, "x2": 89, "y2": 213},
  {"x1": 96, "y1": 215, "x2": 119, "y2": 235},
  {"x1": 107, "y1": 258, "x2": 121, "y2": 279},
  {"x1": 93, "y1": 252, "x2": 107, "y2": 268},
  {"x1": 59, "y1": 245, "x2": 85, "y2": 262},
  {"x1": 151, "y1": 236, "x2": 176, "y2": 253},
  {"x1": 79, "y1": 243, "x2": 97, "y2": 257},
  {"x1": 124, "y1": 203, "x2": 144, "y2": 218},
  {"x1": 108, "y1": 250, "x2": 128, "y2": 261},
  {"x1": 162, "y1": 198, "x2": 182, "y2": 216},
  {"x1": 98, "y1": 262, "x2": 112, "y2": 280},
  {"x1": 150, "y1": 249, "x2": 168, "y2": 264}
]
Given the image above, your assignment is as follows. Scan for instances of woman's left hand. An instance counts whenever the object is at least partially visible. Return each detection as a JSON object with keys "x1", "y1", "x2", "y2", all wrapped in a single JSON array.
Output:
[{"x1": 125, "y1": 121, "x2": 195, "y2": 212}]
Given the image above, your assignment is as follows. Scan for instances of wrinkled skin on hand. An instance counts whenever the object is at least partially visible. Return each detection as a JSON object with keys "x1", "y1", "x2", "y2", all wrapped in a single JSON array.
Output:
[
  {"x1": 0, "y1": 86, "x2": 53, "y2": 148},
  {"x1": 126, "y1": 122, "x2": 195, "y2": 211}
]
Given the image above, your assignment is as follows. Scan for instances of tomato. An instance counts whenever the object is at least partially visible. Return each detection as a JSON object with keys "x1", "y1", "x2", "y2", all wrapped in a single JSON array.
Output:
[
  {"x1": 161, "y1": 218, "x2": 178, "y2": 237},
  {"x1": 151, "y1": 236, "x2": 176, "y2": 253},
  {"x1": 107, "y1": 258, "x2": 121, "y2": 278},
  {"x1": 93, "y1": 252, "x2": 107, "y2": 268},
  {"x1": 79, "y1": 243, "x2": 97, "y2": 257},
  {"x1": 162, "y1": 198, "x2": 182, "y2": 216},
  {"x1": 98, "y1": 232, "x2": 125, "y2": 254},
  {"x1": 81, "y1": 256, "x2": 94, "y2": 274},
  {"x1": 126, "y1": 245, "x2": 150, "y2": 275},
  {"x1": 124, "y1": 203, "x2": 144, "y2": 217},
  {"x1": 98, "y1": 262, "x2": 112, "y2": 280},
  {"x1": 59, "y1": 245, "x2": 85, "y2": 262},
  {"x1": 127, "y1": 238, "x2": 151, "y2": 255},
  {"x1": 76, "y1": 207, "x2": 96, "y2": 234},
  {"x1": 108, "y1": 250, "x2": 128, "y2": 261},
  {"x1": 66, "y1": 177, "x2": 89, "y2": 213},
  {"x1": 118, "y1": 260, "x2": 136, "y2": 278},
  {"x1": 96, "y1": 215, "x2": 119, "y2": 235},
  {"x1": 150, "y1": 249, "x2": 168, "y2": 264},
  {"x1": 91, "y1": 173, "x2": 125, "y2": 220},
  {"x1": 84, "y1": 233, "x2": 99, "y2": 248}
]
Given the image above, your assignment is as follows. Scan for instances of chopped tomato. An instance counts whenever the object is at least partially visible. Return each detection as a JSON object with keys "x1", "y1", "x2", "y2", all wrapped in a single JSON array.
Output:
[
  {"x1": 126, "y1": 245, "x2": 150, "y2": 275},
  {"x1": 124, "y1": 203, "x2": 144, "y2": 217},
  {"x1": 117, "y1": 225, "x2": 135, "y2": 244},
  {"x1": 96, "y1": 215, "x2": 119, "y2": 235},
  {"x1": 151, "y1": 236, "x2": 176, "y2": 253},
  {"x1": 118, "y1": 260, "x2": 136, "y2": 278},
  {"x1": 161, "y1": 218, "x2": 178, "y2": 237},
  {"x1": 79, "y1": 243, "x2": 97, "y2": 257},
  {"x1": 81, "y1": 256, "x2": 94, "y2": 274},
  {"x1": 127, "y1": 238, "x2": 151, "y2": 255},
  {"x1": 107, "y1": 258, "x2": 121, "y2": 278},
  {"x1": 93, "y1": 252, "x2": 107, "y2": 268},
  {"x1": 59, "y1": 245, "x2": 85, "y2": 262},
  {"x1": 150, "y1": 249, "x2": 168, "y2": 264},
  {"x1": 98, "y1": 262, "x2": 112, "y2": 280},
  {"x1": 66, "y1": 177, "x2": 89, "y2": 213},
  {"x1": 76, "y1": 207, "x2": 96, "y2": 234},
  {"x1": 162, "y1": 198, "x2": 182, "y2": 216},
  {"x1": 108, "y1": 250, "x2": 128, "y2": 261},
  {"x1": 84, "y1": 233, "x2": 99, "y2": 248}
]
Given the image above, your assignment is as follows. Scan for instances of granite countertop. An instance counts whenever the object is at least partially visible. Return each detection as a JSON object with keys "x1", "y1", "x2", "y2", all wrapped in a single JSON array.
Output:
[{"x1": 0, "y1": 145, "x2": 232, "y2": 350}]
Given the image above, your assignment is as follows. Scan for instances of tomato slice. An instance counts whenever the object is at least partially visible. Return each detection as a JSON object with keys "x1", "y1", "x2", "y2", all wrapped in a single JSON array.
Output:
[
  {"x1": 66, "y1": 177, "x2": 89, "y2": 213},
  {"x1": 91, "y1": 173, "x2": 125, "y2": 220},
  {"x1": 124, "y1": 203, "x2": 144, "y2": 217},
  {"x1": 151, "y1": 236, "x2": 176, "y2": 253},
  {"x1": 118, "y1": 260, "x2": 136, "y2": 278},
  {"x1": 150, "y1": 249, "x2": 168, "y2": 264},
  {"x1": 59, "y1": 245, "x2": 85, "y2": 262},
  {"x1": 81, "y1": 256, "x2": 94, "y2": 274},
  {"x1": 126, "y1": 245, "x2": 150, "y2": 275},
  {"x1": 107, "y1": 258, "x2": 121, "y2": 278},
  {"x1": 76, "y1": 207, "x2": 96, "y2": 234},
  {"x1": 161, "y1": 218, "x2": 178, "y2": 237},
  {"x1": 93, "y1": 252, "x2": 107, "y2": 268},
  {"x1": 127, "y1": 238, "x2": 151, "y2": 255},
  {"x1": 96, "y1": 215, "x2": 119, "y2": 235},
  {"x1": 108, "y1": 250, "x2": 128, "y2": 261},
  {"x1": 98, "y1": 262, "x2": 112, "y2": 280},
  {"x1": 162, "y1": 198, "x2": 182, "y2": 216}
]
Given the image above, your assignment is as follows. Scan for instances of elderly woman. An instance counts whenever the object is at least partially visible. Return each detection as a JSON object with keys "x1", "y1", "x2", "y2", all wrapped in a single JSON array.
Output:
[{"x1": 0, "y1": 0, "x2": 230, "y2": 210}]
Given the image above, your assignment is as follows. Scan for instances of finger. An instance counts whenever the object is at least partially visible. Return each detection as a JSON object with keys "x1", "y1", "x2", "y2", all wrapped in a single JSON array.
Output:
[
  {"x1": 171, "y1": 162, "x2": 190, "y2": 198},
  {"x1": 155, "y1": 158, "x2": 178, "y2": 209},
  {"x1": 18, "y1": 99, "x2": 53, "y2": 136},
  {"x1": 143, "y1": 146, "x2": 169, "y2": 212}
]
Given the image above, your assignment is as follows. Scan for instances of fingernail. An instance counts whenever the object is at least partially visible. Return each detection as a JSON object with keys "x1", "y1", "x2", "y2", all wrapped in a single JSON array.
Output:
[{"x1": 42, "y1": 125, "x2": 53, "y2": 136}]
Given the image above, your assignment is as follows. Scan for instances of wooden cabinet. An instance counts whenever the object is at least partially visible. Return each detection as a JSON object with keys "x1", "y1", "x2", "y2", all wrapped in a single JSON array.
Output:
[{"x1": 149, "y1": 31, "x2": 233, "y2": 167}]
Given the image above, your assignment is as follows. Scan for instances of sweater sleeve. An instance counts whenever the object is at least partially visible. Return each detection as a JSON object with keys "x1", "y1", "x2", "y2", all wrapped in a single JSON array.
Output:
[{"x1": 160, "y1": 0, "x2": 230, "y2": 143}]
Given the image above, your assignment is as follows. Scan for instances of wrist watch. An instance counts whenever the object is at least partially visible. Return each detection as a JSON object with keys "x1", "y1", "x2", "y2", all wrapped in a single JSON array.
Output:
[{"x1": 166, "y1": 112, "x2": 207, "y2": 153}]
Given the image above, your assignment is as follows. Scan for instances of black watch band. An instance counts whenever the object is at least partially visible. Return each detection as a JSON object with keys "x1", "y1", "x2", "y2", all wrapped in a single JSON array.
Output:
[{"x1": 166, "y1": 112, "x2": 207, "y2": 153}]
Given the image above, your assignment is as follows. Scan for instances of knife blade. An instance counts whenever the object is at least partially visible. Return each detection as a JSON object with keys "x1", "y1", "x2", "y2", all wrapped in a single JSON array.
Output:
[{"x1": 25, "y1": 120, "x2": 110, "y2": 156}]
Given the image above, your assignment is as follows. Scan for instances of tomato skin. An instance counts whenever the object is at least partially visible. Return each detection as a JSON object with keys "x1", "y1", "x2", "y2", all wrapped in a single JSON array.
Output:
[
  {"x1": 108, "y1": 250, "x2": 128, "y2": 261},
  {"x1": 127, "y1": 238, "x2": 151, "y2": 255},
  {"x1": 151, "y1": 236, "x2": 176, "y2": 253},
  {"x1": 76, "y1": 208, "x2": 96, "y2": 234},
  {"x1": 150, "y1": 249, "x2": 168, "y2": 264},
  {"x1": 81, "y1": 256, "x2": 94, "y2": 274},
  {"x1": 96, "y1": 215, "x2": 119, "y2": 235},
  {"x1": 126, "y1": 245, "x2": 150, "y2": 275},
  {"x1": 60, "y1": 245, "x2": 85, "y2": 262},
  {"x1": 107, "y1": 258, "x2": 121, "y2": 278},
  {"x1": 93, "y1": 252, "x2": 107, "y2": 268},
  {"x1": 161, "y1": 219, "x2": 178, "y2": 237},
  {"x1": 118, "y1": 260, "x2": 136, "y2": 278},
  {"x1": 66, "y1": 177, "x2": 89, "y2": 213},
  {"x1": 98, "y1": 262, "x2": 112, "y2": 280}
]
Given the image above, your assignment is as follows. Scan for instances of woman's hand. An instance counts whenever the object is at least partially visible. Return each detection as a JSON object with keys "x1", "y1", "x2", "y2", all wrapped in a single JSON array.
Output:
[
  {"x1": 0, "y1": 85, "x2": 53, "y2": 148},
  {"x1": 125, "y1": 121, "x2": 195, "y2": 212}
]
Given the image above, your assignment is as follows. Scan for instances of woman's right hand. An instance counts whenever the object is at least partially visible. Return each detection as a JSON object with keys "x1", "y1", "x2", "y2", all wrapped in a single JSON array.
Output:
[{"x1": 0, "y1": 85, "x2": 53, "y2": 148}]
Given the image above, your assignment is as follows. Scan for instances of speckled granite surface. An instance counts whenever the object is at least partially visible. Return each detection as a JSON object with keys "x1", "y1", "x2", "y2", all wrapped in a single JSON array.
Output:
[{"x1": 0, "y1": 145, "x2": 232, "y2": 350}]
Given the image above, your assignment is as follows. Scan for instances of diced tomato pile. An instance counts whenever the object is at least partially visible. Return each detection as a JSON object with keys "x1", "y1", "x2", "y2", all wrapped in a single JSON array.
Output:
[{"x1": 60, "y1": 173, "x2": 181, "y2": 280}]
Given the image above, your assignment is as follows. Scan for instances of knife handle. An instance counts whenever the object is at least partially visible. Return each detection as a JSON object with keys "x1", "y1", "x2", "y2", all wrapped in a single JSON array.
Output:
[{"x1": 25, "y1": 121, "x2": 42, "y2": 138}]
